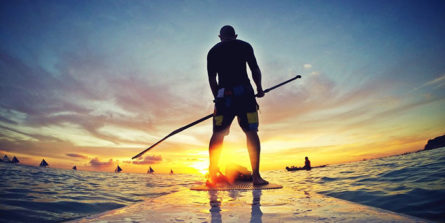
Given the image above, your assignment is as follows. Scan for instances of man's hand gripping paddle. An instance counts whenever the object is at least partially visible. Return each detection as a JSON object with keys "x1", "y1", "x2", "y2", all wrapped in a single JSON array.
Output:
[{"x1": 131, "y1": 74, "x2": 302, "y2": 160}]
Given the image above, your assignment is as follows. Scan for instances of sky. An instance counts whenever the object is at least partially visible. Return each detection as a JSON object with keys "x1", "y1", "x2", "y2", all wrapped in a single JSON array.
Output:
[{"x1": 1, "y1": 0, "x2": 444, "y2": 174}]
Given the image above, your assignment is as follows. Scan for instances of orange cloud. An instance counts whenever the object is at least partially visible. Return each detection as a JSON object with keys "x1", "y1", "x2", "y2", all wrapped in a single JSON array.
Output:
[
  {"x1": 89, "y1": 157, "x2": 115, "y2": 167},
  {"x1": 132, "y1": 155, "x2": 163, "y2": 165},
  {"x1": 66, "y1": 153, "x2": 89, "y2": 159}
]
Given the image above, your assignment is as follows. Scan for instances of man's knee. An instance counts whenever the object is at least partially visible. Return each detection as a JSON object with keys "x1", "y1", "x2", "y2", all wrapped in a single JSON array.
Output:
[
  {"x1": 212, "y1": 131, "x2": 225, "y2": 139},
  {"x1": 210, "y1": 131, "x2": 226, "y2": 145},
  {"x1": 213, "y1": 126, "x2": 230, "y2": 136},
  {"x1": 245, "y1": 130, "x2": 259, "y2": 138}
]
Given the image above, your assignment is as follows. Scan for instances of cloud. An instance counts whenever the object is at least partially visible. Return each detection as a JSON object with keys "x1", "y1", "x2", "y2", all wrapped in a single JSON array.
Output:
[
  {"x1": 89, "y1": 157, "x2": 115, "y2": 167},
  {"x1": 0, "y1": 49, "x2": 207, "y2": 149},
  {"x1": 417, "y1": 73, "x2": 445, "y2": 90},
  {"x1": 66, "y1": 153, "x2": 89, "y2": 159},
  {"x1": 132, "y1": 155, "x2": 162, "y2": 165},
  {"x1": 303, "y1": 64, "x2": 312, "y2": 69}
]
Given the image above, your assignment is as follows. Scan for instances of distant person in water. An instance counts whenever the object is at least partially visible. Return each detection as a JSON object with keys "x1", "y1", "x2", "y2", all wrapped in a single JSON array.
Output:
[
  {"x1": 207, "y1": 25, "x2": 268, "y2": 185},
  {"x1": 304, "y1": 157, "x2": 311, "y2": 170}
]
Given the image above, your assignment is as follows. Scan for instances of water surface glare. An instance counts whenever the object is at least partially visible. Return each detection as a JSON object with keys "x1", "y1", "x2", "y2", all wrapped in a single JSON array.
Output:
[{"x1": 1, "y1": 147, "x2": 444, "y2": 222}]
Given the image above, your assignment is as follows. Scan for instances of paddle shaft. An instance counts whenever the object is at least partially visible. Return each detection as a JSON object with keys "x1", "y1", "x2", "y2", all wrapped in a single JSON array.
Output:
[{"x1": 131, "y1": 74, "x2": 301, "y2": 159}]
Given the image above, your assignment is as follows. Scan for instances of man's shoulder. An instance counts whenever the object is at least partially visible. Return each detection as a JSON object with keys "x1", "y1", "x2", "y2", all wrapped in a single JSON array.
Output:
[
  {"x1": 235, "y1": 39, "x2": 251, "y2": 46},
  {"x1": 235, "y1": 40, "x2": 254, "y2": 53},
  {"x1": 208, "y1": 40, "x2": 252, "y2": 56},
  {"x1": 208, "y1": 42, "x2": 223, "y2": 56},
  {"x1": 211, "y1": 40, "x2": 252, "y2": 48}
]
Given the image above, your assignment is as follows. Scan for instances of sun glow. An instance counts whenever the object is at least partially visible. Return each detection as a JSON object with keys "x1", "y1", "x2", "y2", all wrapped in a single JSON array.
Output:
[{"x1": 190, "y1": 159, "x2": 209, "y2": 175}]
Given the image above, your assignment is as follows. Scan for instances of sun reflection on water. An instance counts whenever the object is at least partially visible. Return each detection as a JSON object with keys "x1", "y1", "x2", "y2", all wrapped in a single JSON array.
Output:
[{"x1": 190, "y1": 159, "x2": 209, "y2": 175}]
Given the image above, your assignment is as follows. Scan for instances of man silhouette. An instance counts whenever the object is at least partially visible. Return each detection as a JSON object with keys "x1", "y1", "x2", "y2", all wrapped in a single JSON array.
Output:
[
  {"x1": 304, "y1": 156, "x2": 311, "y2": 170},
  {"x1": 207, "y1": 25, "x2": 268, "y2": 185}
]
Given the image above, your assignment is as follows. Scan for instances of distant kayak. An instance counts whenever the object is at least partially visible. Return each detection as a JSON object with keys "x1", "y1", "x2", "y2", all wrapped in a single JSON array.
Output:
[
  {"x1": 286, "y1": 166, "x2": 309, "y2": 171},
  {"x1": 286, "y1": 165, "x2": 326, "y2": 171}
]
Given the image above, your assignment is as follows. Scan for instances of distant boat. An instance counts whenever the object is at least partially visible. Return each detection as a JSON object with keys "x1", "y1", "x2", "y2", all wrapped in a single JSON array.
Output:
[
  {"x1": 115, "y1": 165, "x2": 122, "y2": 173},
  {"x1": 39, "y1": 159, "x2": 49, "y2": 167},
  {"x1": 147, "y1": 166, "x2": 154, "y2": 174},
  {"x1": 72, "y1": 166, "x2": 77, "y2": 170},
  {"x1": 285, "y1": 166, "x2": 309, "y2": 171},
  {"x1": 2, "y1": 155, "x2": 10, "y2": 162},
  {"x1": 11, "y1": 156, "x2": 19, "y2": 164},
  {"x1": 286, "y1": 165, "x2": 326, "y2": 171},
  {"x1": 170, "y1": 169, "x2": 174, "y2": 174}
]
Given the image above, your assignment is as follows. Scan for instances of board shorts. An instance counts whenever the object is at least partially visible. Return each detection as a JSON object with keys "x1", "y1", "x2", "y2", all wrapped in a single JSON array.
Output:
[{"x1": 213, "y1": 85, "x2": 259, "y2": 135}]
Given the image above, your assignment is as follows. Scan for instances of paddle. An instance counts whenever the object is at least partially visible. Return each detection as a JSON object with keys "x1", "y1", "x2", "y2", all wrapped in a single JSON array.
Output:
[{"x1": 132, "y1": 74, "x2": 302, "y2": 160}]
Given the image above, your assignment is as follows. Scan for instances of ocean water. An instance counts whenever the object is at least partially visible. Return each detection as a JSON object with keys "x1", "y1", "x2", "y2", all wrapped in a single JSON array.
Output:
[
  {"x1": 278, "y1": 147, "x2": 445, "y2": 222},
  {"x1": 1, "y1": 147, "x2": 444, "y2": 222},
  {"x1": 0, "y1": 164, "x2": 202, "y2": 222}
]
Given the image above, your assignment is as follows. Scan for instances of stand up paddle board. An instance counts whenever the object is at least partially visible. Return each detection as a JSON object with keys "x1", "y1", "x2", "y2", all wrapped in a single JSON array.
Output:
[
  {"x1": 191, "y1": 182, "x2": 282, "y2": 191},
  {"x1": 72, "y1": 184, "x2": 425, "y2": 223}
]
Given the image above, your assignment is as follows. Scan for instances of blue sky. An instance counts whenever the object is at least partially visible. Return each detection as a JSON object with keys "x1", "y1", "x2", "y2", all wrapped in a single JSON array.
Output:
[{"x1": 1, "y1": 0, "x2": 444, "y2": 172}]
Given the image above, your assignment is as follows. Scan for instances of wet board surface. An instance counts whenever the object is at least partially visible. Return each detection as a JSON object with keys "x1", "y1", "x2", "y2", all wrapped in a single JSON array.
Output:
[
  {"x1": 191, "y1": 182, "x2": 283, "y2": 191},
  {"x1": 71, "y1": 186, "x2": 429, "y2": 223}
]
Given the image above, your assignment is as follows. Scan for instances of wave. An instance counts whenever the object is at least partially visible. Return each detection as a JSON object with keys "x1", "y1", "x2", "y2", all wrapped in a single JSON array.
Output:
[
  {"x1": 277, "y1": 147, "x2": 445, "y2": 222},
  {"x1": 0, "y1": 163, "x2": 202, "y2": 222}
]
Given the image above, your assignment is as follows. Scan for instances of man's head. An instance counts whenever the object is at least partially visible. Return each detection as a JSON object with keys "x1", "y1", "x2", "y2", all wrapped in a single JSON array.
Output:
[{"x1": 219, "y1": 25, "x2": 237, "y2": 41}]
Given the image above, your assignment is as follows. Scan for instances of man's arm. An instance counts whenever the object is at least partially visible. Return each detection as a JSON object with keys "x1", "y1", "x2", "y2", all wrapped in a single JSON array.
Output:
[
  {"x1": 246, "y1": 44, "x2": 264, "y2": 97},
  {"x1": 207, "y1": 50, "x2": 219, "y2": 98},
  {"x1": 208, "y1": 70, "x2": 219, "y2": 98},
  {"x1": 251, "y1": 67, "x2": 264, "y2": 97}
]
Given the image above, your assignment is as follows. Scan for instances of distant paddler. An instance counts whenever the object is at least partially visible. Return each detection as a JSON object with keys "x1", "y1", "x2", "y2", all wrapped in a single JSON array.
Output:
[
  {"x1": 11, "y1": 156, "x2": 19, "y2": 164},
  {"x1": 304, "y1": 156, "x2": 311, "y2": 170},
  {"x1": 115, "y1": 165, "x2": 122, "y2": 173},
  {"x1": 3, "y1": 155, "x2": 10, "y2": 162},
  {"x1": 39, "y1": 159, "x2": 49, "y2": 167},
  {"x1": 147, "y1": 166, "x2": 154, "y2": 174},
  {"x1": 170, "y1": 169, "x2": 174, "y2": 174},
  {"x1": 72, "y1": 165, "x2": 77, "y2": 170}
]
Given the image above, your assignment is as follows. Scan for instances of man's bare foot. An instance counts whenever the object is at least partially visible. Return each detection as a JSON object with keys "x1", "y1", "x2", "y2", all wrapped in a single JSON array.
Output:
[
  {"x1": 253, "y1": 176, "x2": 269, "y2": 185},
  {"x1": 206, "y1": 179, "x2": 216, "y2": 187},
  {"x1": 206, "y1": 170, "x2": 230, "y2": 187}
]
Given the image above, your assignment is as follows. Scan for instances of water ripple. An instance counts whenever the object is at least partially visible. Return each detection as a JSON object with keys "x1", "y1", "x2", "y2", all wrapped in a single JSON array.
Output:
[
  {"x1": 270, "y1": 147, "x2": 445, "y2": 222},
  {"x1": 0, "y1": 163, "x2": 202, "y2": 222},
  {"x1": 1, "y1": 147, "x2": 444, "y2": 222}
]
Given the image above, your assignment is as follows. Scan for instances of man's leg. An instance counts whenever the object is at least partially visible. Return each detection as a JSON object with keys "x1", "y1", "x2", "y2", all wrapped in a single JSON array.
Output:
[
  {"x1": 209, "y1": 131, "x2": 225, "y2": 181},
  {"x1": 246, "y1": 131, "x2": 269, "y2": 185}
]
